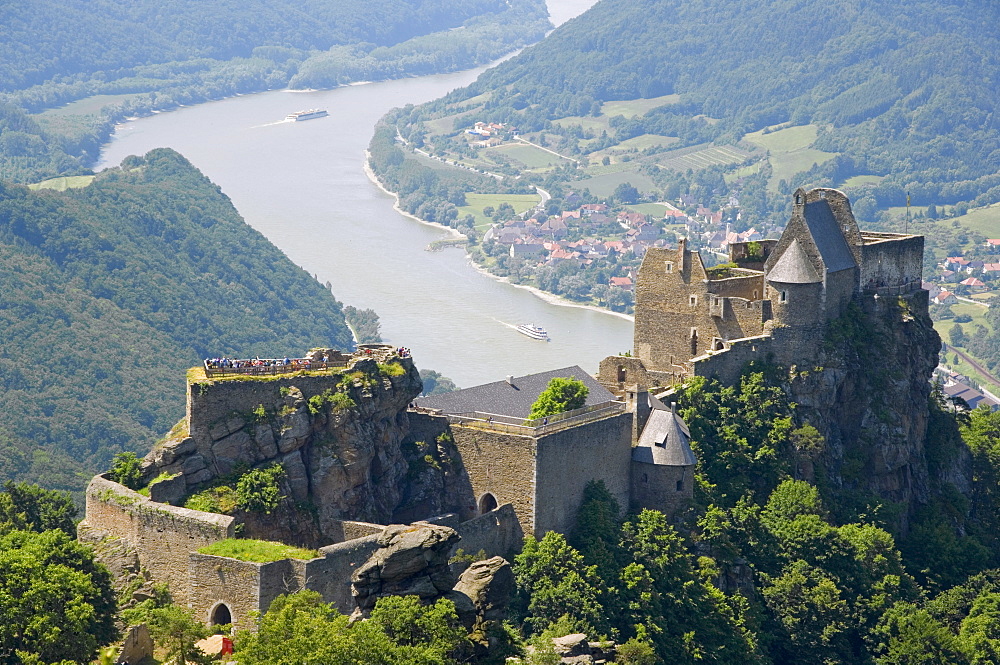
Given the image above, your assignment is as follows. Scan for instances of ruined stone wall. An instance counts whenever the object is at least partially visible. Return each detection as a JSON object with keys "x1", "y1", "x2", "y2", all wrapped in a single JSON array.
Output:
[
  {"x1": 693, "y1": 334, "x2": 775, "y2": 386},
  {"x1": 81, "y1": 476, "x2": 233, "y2": 606},
  {"x1": 708, "y1": 272, "x2": 764, "y2": 300},
  {"x1": 309, "y1": 535, "x2": 382, "y2": 612},
  {"x1": 187, "y1": 555, "x2": 263, "y2": 630},
  {"x1": 449, "y1": 424, "x2": 537, "y2": 535},
  {"x1": 453, "y1": 503, "x2": 524, "y2": 559},
  {"x1": 533, "y1": 412, "x2": 632, "y2": 536},
  {"x1": 634, "y1": 246, "x2": 722, "y2": 373},
  {"x1": 824, "y1": 268, "x2": 859, "y2": 320},
  {"x1": 860, "y1": 235, "x2": 924, "y2": 294},
  {"x1": 630, "y1": 462, "x2": 693, "y2": 516}
]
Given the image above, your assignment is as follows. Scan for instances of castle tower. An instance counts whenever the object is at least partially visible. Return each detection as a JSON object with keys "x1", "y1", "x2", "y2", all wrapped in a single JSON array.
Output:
[
  {"x1": 630, "y1": 401, "x2": 696, "y2": 515},
  {"x1": 763, "y1": 188, "x2": 861, "y2": 327}
]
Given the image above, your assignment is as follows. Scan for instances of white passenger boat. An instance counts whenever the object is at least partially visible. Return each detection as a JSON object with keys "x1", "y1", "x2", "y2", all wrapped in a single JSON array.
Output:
[
  {"x1": 285, "y1": 109, "x2": 329, "y2": 121},
  {"x1": 516, "y1": 324, "x2": 549, "y2": 340}
]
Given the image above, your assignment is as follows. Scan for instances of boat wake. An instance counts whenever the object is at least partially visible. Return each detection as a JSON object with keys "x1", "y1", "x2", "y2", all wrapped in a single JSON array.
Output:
[{"x1": 250, "y1": 120, "x2": 291, "y2": 129}]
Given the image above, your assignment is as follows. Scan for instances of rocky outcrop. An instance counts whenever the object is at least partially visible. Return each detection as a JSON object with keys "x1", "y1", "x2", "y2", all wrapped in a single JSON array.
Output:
[
  {"x1": 351, "y1": 523, "x2": 460, "y2": 612},
  {"x1": 784, "y1": 294, "x2": 943, "y2": 529},
  {"x1": 446, "y1": 556, "x2": 514, "y2": 626},
  {"x1": 139, "y1": 354, "x2": 475, "y2": 546}
]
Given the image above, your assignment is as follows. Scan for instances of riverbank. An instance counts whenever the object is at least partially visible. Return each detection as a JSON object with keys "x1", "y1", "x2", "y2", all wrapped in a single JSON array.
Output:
[{"x1": 363, "y1": 153, "x2": 635, "y2": 323}]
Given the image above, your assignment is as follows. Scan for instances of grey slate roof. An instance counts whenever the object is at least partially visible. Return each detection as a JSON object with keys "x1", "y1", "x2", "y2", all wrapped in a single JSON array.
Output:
[
  {"x1": 415, "y1": 365, "x2": 615, "y2": 418},
  {"x1": 803, "y1": 200, "x2": 856, "y2": 273},
  {"x1": 767, "y1": 238, "x2": 821, "y2": 284},
  {"x1": 632, "y1": 408, "x2": 697, "y2": 466}
]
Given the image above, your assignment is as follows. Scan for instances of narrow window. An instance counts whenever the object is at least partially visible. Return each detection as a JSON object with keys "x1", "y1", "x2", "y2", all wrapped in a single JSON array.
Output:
[
  {"x1": 642, "y1": 473, "x2": 648, "y2": 484},
  {"x1": 753, "y1": 290, "x2": 759, "y2": 299},
  {"x1": 665, "y1": 261, "x2": 674, "y2": 273},
  {"x1": 780, "y1": 290, "x2": 788, "y2": 303},
  {"x1": 689, "y1": 295, "x2": 698, "y2": 306},
  {"x1": 676, "y1": 479, "x2": 684, "y2": 492}
]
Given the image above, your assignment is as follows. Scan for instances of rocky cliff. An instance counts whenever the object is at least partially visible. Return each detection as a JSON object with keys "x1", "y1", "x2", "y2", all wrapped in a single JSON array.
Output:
[
  {"x1": 140, "y1": 353, "x2": 474, "y2": 547},
  {"x1": 783, "y1": 291, "x2": 947, "y2": 527}
]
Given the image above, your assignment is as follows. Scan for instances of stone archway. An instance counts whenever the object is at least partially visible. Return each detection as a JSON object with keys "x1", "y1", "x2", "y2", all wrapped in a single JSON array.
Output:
[
  {"x1": 210, "y1": 602, "x2": 232, "y2": 626},
  {"x1": 478, "y1": 492, "x2": 498, "y2": 515}
]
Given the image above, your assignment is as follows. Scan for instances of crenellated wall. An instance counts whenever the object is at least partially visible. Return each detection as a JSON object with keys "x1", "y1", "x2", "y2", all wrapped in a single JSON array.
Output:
[{"x1": 81, "y1": 475, "x2": 234, "y2": 606}]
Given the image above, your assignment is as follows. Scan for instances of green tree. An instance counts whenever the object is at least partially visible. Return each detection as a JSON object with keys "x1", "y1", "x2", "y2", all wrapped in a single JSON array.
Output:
[
  {"x1": 108, "y1": 451, "x2": 144, "y2": 490},
  {"x1": 368, "y1": 595, "x2": 469, "y2": 659},
  {"x1": 950, "y1": 323, "x2": 968, "y2": 347},
  {"x1": 146, "y1": 604, "x2": 211, "y2": 665},
  {"x1": 0, "y1": 529, "x2": 117, "y2": 664},
  {"x1": 613, "y1": 182, "x2": 639, "y2": 204},
  {"x1": 0, "y1": 481, "x2": 76, "y2": 535},
  {"x1": 513, "y1": 532, "x2": 605, "y2": 635},
  {"x1": 872, "y1": 602, "x2": 968, "y2": 665},
  {"x1": 528, "y1": 377, "x2": 589, "y2": 419},
  {"x1": 235, "y1": 464, "x2": 285, "y2": 514}
]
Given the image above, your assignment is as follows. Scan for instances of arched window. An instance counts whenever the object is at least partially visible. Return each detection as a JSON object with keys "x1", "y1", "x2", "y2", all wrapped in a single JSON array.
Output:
[
  {"x1": 210, "y1": 603, "x2": 232, "y2": 626},
  {"x1": 478, "y1": 493, "x2": 498, "y2": 515}
]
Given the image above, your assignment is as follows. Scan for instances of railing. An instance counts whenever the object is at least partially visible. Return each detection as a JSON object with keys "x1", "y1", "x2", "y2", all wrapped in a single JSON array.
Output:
[
  {"x1": 203, "y1": 358, "x2": 350, "y2": 378},
  {"x1": 444, "y1": 400, "x2": 626, "y2": 436}
]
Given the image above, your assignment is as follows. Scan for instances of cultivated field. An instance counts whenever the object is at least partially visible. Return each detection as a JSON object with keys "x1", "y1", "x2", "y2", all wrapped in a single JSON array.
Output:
[
  {"x1": 28, "y1": 175, "x2": 96, "y2": 191},
  {"x1": 600, "y1": 94, "x2": 680, "y2": 118},
  {"x1": 484, "y1": 142, "x2": 571, "y2": 170},
  {"x1": 458, "y1": 192, "x2": 541, "y2": 229}
]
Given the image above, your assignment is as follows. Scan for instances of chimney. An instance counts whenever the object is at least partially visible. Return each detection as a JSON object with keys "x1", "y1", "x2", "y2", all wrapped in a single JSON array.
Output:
[
  {"x1": 506, "y1": 375, "x2": 515, "y2": 386},
  {"x1": 671, "y1": 401, "x2": 677, "y2": 414}
]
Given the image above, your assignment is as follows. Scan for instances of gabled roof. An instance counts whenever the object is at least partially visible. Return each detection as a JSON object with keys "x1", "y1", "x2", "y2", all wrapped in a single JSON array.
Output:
[
  {"x1": 415, "y1": 366, "x2": 615, "y2": 418},
  {"x1": 768, "y1": 238, "x2": 821, "y2": 284},
  {"x1": 632, "y1": 407, "x2": 697, "y2": 466},
  {"x1": 803, "y1": 200, "x2": 857, "y2": 273}
]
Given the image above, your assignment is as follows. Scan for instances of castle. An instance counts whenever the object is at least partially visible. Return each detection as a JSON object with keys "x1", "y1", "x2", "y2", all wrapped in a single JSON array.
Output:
[
  {"x1": 80, "y1": 187, "x2": 928, "y2": 635},
  {"x1": 600, "y1": 187, "x2": 925, "y2": 389}
]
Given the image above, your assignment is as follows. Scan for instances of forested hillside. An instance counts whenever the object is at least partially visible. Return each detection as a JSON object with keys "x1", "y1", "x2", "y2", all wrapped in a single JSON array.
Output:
[
  {"x1": 0, "y1": 0, "x2": 505, "y2": 93},
  {"x1": 0, "y1": 148, "x2": 353, "y2": 492},
  {"x1": 414, "y1": 0, "x2": 1000, "y2": 210},
  {"x1": 0, "y1": 0, "x2": 549, "y2": 184}
]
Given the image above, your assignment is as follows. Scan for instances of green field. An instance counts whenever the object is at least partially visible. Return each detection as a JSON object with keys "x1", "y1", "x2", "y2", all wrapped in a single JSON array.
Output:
[
  {"x1": 949, "y1": 204, "x2": 1000, "y2": 238},
  {"x1": 600, "y1": 94, "x2": 680, "y2": 118},
  {"x1": 627, "y1": 203, "x2": 668, "y2": 217},
  {"x1": 592, "y1": 134, "x2": 679, "y2": 161},
  {"x1": 843, "y1": 174, "x2": 884, "y2": 187},
  {"x1": 28, "y1": 175, "x2": 96, "y2": 191},
  {"x1": 744, "y1": 124, "x2": 819, "y2": 152},
  {"x1": 34, "y1": 94, "x2": 145, "y2": 142},
  {"x1": 484, "y1": 142, "x2": 571, "y2": 170},
  {"x1": 458, "y1": 192, "x2": 541, "y2": 229},
  {"x1": 742, "y1": 124, "x2": 838, "y2": 190},
  {"x1": 770, "y1": 148, "x2": 838, "y2": 187},
  {"x1": 653, "y1": 144, "x2": 753, "y2": 172},
  {"x1": 551, "y1": 114, "x2": 613, "y2": 133},
  {"x1": 574, "y1": 170, "x2": 656, "y2": 198},
  {"x1": 582, "y1": 161, "x2": 635, "y2": 176},
  {"x1": 38, "y1": 94, "x2": 140, "y2": 117}
]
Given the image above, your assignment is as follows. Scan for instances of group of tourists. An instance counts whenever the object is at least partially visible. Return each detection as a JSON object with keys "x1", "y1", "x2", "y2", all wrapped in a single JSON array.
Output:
[{"x1": 205, "y1": 356, "x2": 302, "y2": 370}]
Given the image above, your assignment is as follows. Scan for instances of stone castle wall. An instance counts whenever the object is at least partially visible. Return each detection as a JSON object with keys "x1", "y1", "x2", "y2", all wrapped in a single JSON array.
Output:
[
  {"x1": 454, "y1": 503, "x2": 524, "y2": 560},
  {"x1": 860, "y1": 234, "x2": 924, "y2": 294},
  {"x1": 82, "y1": 476, "x2": 234, "y2": 606},
  {"x1": 630, "y1": 461, "x2": 693, "y2": 515},
  {"x1": 449, "y1": 424, "x2": 537, "y2": 534},
  {"x1": 533, "y1": 412, "x2": 632, "y2": 536}
]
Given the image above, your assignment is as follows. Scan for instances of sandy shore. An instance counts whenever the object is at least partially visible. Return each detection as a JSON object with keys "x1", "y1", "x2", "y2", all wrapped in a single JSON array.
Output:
[{"x1": 363, "y1": 153, "x2": 635, "y2": 322}]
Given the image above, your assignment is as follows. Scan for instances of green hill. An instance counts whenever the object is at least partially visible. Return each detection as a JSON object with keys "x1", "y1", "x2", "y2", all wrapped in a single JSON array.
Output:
[
  {"x1": 415, "y1": 0, "x2": 1000, "y2": 210},
  {"x1": 0, "y1": 0, "x2": 548, "y2": 183},
  {"x1": 0, "y1": 148, "x2": 353, "y2": 492}
]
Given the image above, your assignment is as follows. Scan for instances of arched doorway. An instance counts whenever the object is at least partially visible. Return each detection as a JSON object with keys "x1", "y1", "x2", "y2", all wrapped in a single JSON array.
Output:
[
  {"x1": 478, "y1": 492, "x2": 498, "y2": 515},
  {"x1": 210, "y1": 602, "x2": 232, "y2": 626}
]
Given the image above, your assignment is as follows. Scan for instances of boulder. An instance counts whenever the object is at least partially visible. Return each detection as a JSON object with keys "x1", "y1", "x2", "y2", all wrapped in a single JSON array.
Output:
[
  {"x1": 351, "y1": 523, "x2": 459, "y2": 610},
  {"x1": 281, "y1": 450, "x2": 310, "y2": 501},
  {"x1": 552, "y1": 634, "x2": 591, "y2": 658},
  {"x1": 451, "y1": 556, "x2": 514, "y2": 622}
]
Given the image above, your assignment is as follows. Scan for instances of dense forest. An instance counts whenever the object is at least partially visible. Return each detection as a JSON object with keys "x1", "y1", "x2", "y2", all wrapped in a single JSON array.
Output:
[
  {"x1": 0, "y1": 0, "x2": 548, "y2": 183},
  {"x1": 0, "y1": 148, "x2": 353, "y2": 492},
  {"x1": 396, "y1": 0, "x2": 1000, "y2": 211}
]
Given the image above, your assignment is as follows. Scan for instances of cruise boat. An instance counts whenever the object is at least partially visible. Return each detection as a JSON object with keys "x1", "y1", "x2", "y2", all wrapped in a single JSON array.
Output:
[
  {"x1": 516, "y1": 324, "x2": 549, "y2": 341},
  {"x1": 285, "y1": 109, "x2": 329, "y2": 121}
]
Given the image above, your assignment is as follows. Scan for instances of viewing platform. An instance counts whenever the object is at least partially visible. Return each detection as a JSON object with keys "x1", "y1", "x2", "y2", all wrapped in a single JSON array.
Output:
[{"x1": 199, "y1": 344, "x2": 403, "y2": 379}]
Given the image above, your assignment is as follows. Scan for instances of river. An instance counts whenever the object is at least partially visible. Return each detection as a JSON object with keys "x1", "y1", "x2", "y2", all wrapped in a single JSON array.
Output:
[{"x1": 96, "y1": 0, "x2": 631, "y2": 389}]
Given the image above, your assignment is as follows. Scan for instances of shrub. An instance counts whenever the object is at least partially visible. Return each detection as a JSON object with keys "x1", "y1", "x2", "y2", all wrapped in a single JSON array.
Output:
[
  {"x1": 235, "y1": 465, "x2": 285, "y2": 514},
  {"x1": 108, "y1": 452, "x2": 144, "y2": 489}
]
